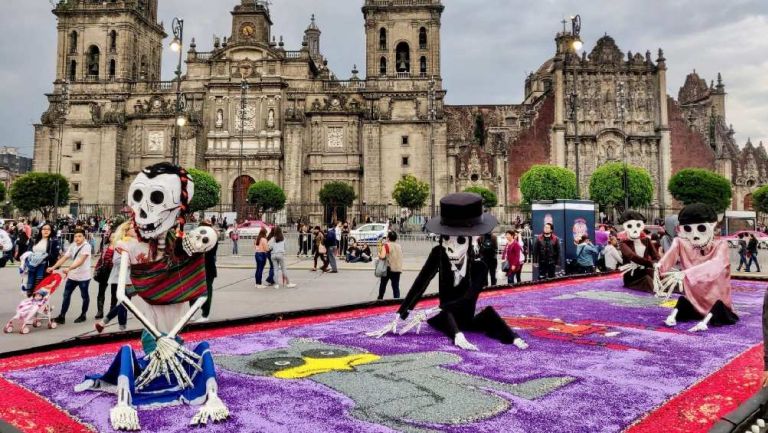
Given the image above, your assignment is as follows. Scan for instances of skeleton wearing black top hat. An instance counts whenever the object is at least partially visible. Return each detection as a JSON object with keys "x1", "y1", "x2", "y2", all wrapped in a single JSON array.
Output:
[{"x1": 368, "y1": 193, "x2": 528, "y2": 351}]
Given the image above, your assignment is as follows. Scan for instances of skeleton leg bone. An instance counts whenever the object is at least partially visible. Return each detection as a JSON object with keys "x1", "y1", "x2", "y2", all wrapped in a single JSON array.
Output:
[
  {"x1": 688, "y1": 313, "x2": 713, "y2": 333},
  {"x1": 665, "y1": 309, "x2": 678, "y2": 327}
]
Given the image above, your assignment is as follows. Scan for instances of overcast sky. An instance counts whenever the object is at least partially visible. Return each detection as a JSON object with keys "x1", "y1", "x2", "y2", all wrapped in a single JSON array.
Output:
[{"x1": 2, "y1": 0, "x2": 766, "y2": 157}]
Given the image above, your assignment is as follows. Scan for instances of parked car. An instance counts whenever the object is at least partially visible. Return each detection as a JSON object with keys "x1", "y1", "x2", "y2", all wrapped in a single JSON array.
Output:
[
  {"x1": 349, "y1": 223, "x2": 389, "y2": 245},
  {"x1": 722, "y1": 230, "x2": 768, "y2": 249},
  {"x1": 226, "y1": 220, "x2": 271, "y2": 239}
]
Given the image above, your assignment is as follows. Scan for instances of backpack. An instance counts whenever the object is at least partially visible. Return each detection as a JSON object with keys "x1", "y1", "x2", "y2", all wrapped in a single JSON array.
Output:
[{"x1": 480, "y1": 236, "x2": 495, "y2": 256}]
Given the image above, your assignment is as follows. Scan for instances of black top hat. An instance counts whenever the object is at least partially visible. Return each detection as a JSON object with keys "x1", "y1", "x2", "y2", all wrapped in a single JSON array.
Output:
[{"x1": 425, "y1": 193, "x2": 498, "y2": 236}]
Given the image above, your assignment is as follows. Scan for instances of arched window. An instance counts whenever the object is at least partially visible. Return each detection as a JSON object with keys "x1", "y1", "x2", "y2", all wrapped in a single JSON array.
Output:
[
  {"x1": 395, "y1": 42, "x2": 410, "y2": 73},
  {"x1": 109, "y1": 30, "x2": 117, "y2": 52},
  {"x1": 419, "y1": 27, "x2": 428, "y2": 50},
  {"x1": 379, "y1": 57, "x2": 387, "y2": 76},
  {"x1": 86, "y1": 45, "x2": 100, "y2": 78},
  {"x1": 379, "y1": 28, "x2": 387, "y2": 51},
  {"x1": 69, "y1": 31, "x2": 78, "y2": 54},
  {"x1": 420, "y1": 56, "x2": 427, "y2": 76},
  {"x1": 109, "y1": 59, "x2": 116, "y2": 79},
  {"x1": 69, "y1": 60, "x2": 77, "y2": 81}
]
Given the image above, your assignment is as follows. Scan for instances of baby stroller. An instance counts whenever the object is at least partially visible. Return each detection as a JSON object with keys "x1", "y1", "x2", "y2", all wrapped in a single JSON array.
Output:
[{"x1": 4, "y1": 273, "x2": 63, "y2": 334}]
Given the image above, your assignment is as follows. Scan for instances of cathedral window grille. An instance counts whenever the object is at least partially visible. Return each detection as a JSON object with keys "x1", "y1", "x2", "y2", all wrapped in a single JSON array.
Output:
[
  {"x1": 74, "y1": 141, "x2": 83, "y2": 152},
  {"x1": 72, "y1": 163, "x2": 81, "y2": 174},
  {"x1": 109, "y1": 59, "x2": 116, "y2": 79},
  {"x1": 402, "y1": 156, "x2": 410, "y2": 167},
  {"x1": 72, "y1": 182, "x2": 80, "y2": 193},
  {"x1": 395, "y1": 42, "x2": 410, "y2": 73},
  {"x1": 419, "y1": 27, "x2": 428, "y2": 50},
  {"x1": 86, "y1": 45, "x2": 100, "y2": 78},
  {"x1": 68, "y1": 60, "x2": 77, "y2": 81},
  {"x1": 420, "y1": 56, "x2": 427, "y2": 77},
  {"x1": 379, "y1": 28, "x2": 387, "y2": 51},
  {"x1": 109, "y1": 31, "x2": 117, "y2": 53},
  {"x1": 379, "y1": 57, "x2": 387, "y2": 76},
  {"x1": 401, "y1": 136, "x2": 409, "y2": 146},
  {"x1": 69, "y1": 31, "x2": 78, "y2": 54}
]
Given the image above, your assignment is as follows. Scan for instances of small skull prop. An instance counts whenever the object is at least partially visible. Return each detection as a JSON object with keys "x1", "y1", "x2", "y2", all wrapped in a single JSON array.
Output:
[
  {"x1": 621, "y1": 211, "x2": 646, "y2": 241},
  {"x1": 128, "y1": 164, "x2": 195, "y2": 240},
  {"x1": 183, "y1": 226, "x2": 219, "y2": 256},
  {"x1": 441, "y1": 235, "x2": 470, "y2": 265}
]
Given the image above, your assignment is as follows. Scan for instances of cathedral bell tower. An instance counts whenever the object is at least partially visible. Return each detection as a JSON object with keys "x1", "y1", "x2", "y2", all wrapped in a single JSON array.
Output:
[
  {"x1": 231, "y1": 0, "x2": 273, "y2": 45},
  {"x1": 362, "y1": 0, "x2": 444, "y2": 80}
]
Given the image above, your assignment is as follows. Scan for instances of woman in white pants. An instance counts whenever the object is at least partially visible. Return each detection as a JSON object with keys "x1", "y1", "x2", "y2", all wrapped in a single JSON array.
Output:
[{"x1": 268, "y1": 226, "x2": 296, "y2": 288}]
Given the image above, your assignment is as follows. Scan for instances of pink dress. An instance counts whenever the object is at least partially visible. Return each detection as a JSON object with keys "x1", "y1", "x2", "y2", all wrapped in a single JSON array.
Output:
[{"x1": 657, "y1": 238, "x2": 732, "y2": 316}]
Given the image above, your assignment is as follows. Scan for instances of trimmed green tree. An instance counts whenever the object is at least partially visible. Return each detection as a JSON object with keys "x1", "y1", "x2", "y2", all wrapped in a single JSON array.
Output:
[
  {"x1": 464, "y1": 186, "x2": 498, "y2": 208},
  {"x1": 247, "y1": 180, "x2": 287, "y2": 218},
  {"x1": 588, "y1": 163, "x2": 654, "y2": 211},
  {"x1": 392, "y1": 175, "x2": 430, "y2": 212},
  {"x1": 187, "y1": 168, "x2": 221, "y2": 213},
  {"x1": 10, "y1": 172, "x2": 69, "y2": 218},
  {"x1": 319, "y1": 181, "x2": 356, "y2": 207},
  {"x1": 519, "y1": 165, "x2": 578, "y2": 204},
  {"x1": 668, "y1": 168, "x2": 732, "y2": 213},
  {"x1": 750, "y1": 185, "x2": 768, "y2": 214}
]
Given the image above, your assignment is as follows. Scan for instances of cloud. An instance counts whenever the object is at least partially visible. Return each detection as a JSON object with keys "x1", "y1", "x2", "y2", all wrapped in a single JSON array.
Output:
[{"x1": 0, "y1": 0, "x2": 765, "y2": 156}]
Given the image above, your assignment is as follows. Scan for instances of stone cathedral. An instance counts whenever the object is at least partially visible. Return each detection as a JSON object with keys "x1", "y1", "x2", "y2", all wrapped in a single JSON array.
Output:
[{"x1": 34, "y1": 0, "x2": 765, "y2": 217}]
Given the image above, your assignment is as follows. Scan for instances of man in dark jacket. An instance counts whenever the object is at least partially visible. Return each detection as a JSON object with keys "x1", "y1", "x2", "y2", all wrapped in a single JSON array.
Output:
[
  {"x1": 478, "y1": 232, "x2": 498, "y2": 285},
  {"x1": 192, "y1": 220, "x2": 218, "y2": 323},
  {"x1": 533, "y1": 223, "x2": 560, "y2": 280}
]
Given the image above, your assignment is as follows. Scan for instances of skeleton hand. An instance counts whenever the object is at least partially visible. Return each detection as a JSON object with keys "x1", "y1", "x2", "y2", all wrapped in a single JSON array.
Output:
[
  {"x1": 135, "y1": 336, "x2": 202, "y2": 390},
  {"x1": 619, "y1": 263, "x2": 642, "y2": 277},
  {"x1": 659, "y1": 271, "x2": 685, "y2": 299},
  {"x1": 454, "y1": 332, "x2": 479, "y2": 351},
  {"x1": 366, "y1": 313, "x2": 401, "y2": 338},
  {"x1": 400, "y1": 307, "x2": 440, "y2": 335}
]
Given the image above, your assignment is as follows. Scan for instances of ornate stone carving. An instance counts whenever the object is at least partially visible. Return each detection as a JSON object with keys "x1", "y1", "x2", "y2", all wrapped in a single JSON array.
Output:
[
  {"x1": 235, "y1": 103, "x2": 257, "y2": 131},
  {"x1": 147, "y1": 131, "x2": 164, "y2": 153},
  {"x1": 588, "y1": 35, "x2": 623, "y2": 66},
  {"x1": 327, "y1": 127, "x2": 344, "y2": 148}
]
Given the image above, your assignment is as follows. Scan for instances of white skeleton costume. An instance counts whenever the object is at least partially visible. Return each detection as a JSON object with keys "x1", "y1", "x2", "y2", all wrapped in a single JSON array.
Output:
[
  {"x1": 368, "y1": 193, "x2": 527, "y2": 351},
  {"x1": 654, "y1": 203, "x2": 738, "y2": 332},
  {"x1": 75, "y1": 163, "x2": 229, "y2": 430},
  {"x1": 618, "y1": 211, "x2": 660, "y2": 293}
]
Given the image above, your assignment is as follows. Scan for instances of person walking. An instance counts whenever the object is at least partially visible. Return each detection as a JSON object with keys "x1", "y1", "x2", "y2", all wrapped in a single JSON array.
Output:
[
  {"x1": 297, "y1": 224, "x2": 309, "y2": 257},
  {"x1": 736, "y1": 233, "x2": 748, "y2": 272},
  {"x1": 230, "y1": 224, "x2": 240, "y2": 255},
  {"x1": 93, "y1": 233, "x2": 115, "y2": 320},
  {"x1": 269, "y1": 226, "x2": 296, "y2": 288},
  {"x1": 95, "y1": 222, "x2": 137, "y2": 332},
  {"x1": 14, "y1": 221, "x2": 29, "y2": 262},
  {"x1": 49, "y1": 229, "x2": 92, "y2": 324},
  {"x1": 533, "y1": 223, "x2": 560, "y2": 280},
  {"x1": 340, "y1": 222, "x2": 350, "y2": 258},
  {"x1": 478, "y1": 232, "x2": 498, "y2": 286},
  {"x1": 325, "y1": 223, "x2": 339, "y2": 273},
  {"x1": 25, "y1": 223, "x2": 60, "y2": 297},
  {"x1": 193, "y1": 220, "x2": 217, "y2": 322},
  {"x1": 747, "y1": 233, "x2": 762, "y2": 272},
  {"x1": 602, "y1": 235, "x2": 624, "y2": 271},
  {"x1": 312, "y1": 226, "x2": 329, "y2": 272},
  {"x1": 377, "y1": 231, "x2": 403, "y2": 300},
  {"x1": 265, "y1": 230, "x2": 276, "y2": 285},
  {"x1": 254, "y1": 228, "x2": 270, "y2": 288},
  {"x1": 502, "y1": 230, "x2": 523, "y2": 284}
]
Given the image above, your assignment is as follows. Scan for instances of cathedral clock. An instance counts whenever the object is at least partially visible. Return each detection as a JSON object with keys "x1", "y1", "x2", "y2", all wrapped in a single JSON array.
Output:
[{"x1": 240, "y1": 23, "x2": 255, "y2": 39}]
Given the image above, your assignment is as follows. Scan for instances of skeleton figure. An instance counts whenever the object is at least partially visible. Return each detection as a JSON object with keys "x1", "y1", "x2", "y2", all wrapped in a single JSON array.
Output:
[
  {"x1": 368, "y1": 193, "x2": 527, "y2": 351},
  {"x1": 618, "y1": 211, "x2": 660, "y2": 293},
  {"x1": 75, "y1": 163, "x2": 229, "y2": 430},
  {"x1": 217, "y1": 339, "x2": 574, "y2": 433},
  {"x1": 655, "y1": 203, "x2": 738, "y2": 332}
]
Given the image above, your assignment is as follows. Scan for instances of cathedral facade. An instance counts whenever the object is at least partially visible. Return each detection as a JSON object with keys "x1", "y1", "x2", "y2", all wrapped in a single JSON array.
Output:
[{"x1": 34, "y1": 0, "x2": 763, "y2": 217}]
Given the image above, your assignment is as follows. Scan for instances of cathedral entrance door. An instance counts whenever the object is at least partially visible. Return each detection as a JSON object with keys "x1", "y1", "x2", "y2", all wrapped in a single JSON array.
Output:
[{"x1": 233, "y1": 175, "x2": 255, "y2": 220}]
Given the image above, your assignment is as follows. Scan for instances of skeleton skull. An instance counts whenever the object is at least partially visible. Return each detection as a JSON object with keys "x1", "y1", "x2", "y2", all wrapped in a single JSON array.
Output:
[
  {"x1": 441, "y1": 235, "x2": 470, "y2": 265},
  {"x1": 622, "y1": 220, "x2": 645, "y2": 241},
  {"x1": 678, "y1": 222, "x2": 717, "y2": 249},
  {"x1": 128, "y1": 168, "x2": 195, "y2": 239},
  {"x1": 183, "y1": 226, "x2": 219, "y2": 256}
]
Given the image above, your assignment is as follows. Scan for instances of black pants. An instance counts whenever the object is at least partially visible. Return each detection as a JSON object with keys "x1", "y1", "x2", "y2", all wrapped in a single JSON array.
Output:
[
  {"x1": 314, "y1": 251, "x2": 329, "y2": 271},
  {"x1": 378, "y1": 269, "x2": 401, "y2": 299},
  {"x1": 189, "y1": 275, "x2": 215, "y2": 318},
  {"x1": 428, "y1": 306, "x2": 519, "y2": 344},
  {"x1": 96, "y1": 281, "x2": 117, "y2": 316},
  {"x1": 105, "y1": 284, "x2": 129, "y2": 327},
  {"x1": 538, "y1": 263, "x2": 556, "y2": 280},
  {"x1": 483, "y1": 258, "x2": 497, "y2": 286},
  {"x1": 675, "y1": 296, "x2": 739, "y2": 326}
]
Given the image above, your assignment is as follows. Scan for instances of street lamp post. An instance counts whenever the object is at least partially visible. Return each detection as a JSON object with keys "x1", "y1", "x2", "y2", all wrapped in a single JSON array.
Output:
[
  {"x1": 170, "y1": 17, "x2": 185, "y2": 166},
  {"x1": 237, "y1": 79, "x2": 249, "y2": 217},
  {"x1": 617, "y1": 81, "x2": 629, "y2": 211},
  {"x1": 563, "y1": 15, "x2": 583, "y2": 197},
  {"x1": 53, "y1": 81, "x2": 70, "y2": 221}
]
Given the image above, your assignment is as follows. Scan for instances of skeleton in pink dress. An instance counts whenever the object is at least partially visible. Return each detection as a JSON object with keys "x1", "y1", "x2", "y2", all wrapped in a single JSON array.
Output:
[{"x1": 655, "y1": 203, "x2": 738, "y2": 332}]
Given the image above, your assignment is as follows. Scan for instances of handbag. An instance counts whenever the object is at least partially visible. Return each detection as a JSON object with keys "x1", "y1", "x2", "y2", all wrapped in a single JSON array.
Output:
[
  {"x1": 374, "y1": 258, "x2": 388, "y2": 278},
  {"x1": 318, "y1": 243, "x2": 327, "y2": 255},
  {"x1": 502, "y1": 261, "x2": 510, "y2": 272}
]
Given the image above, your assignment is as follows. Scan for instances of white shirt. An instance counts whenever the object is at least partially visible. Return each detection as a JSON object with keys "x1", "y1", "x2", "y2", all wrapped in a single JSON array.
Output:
[
  {"x1": 65, "y1": 241, "x2": 92, "y2": 281},
  {"x1": 0, "y1": 229, "x2": 11, "y2": 252},
  {"x1": 603, "y1": 244, "x2": 623, "y2": 271},
  {"x1": 33, "y1": 239, "x2": 48, "y2": 253}
]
